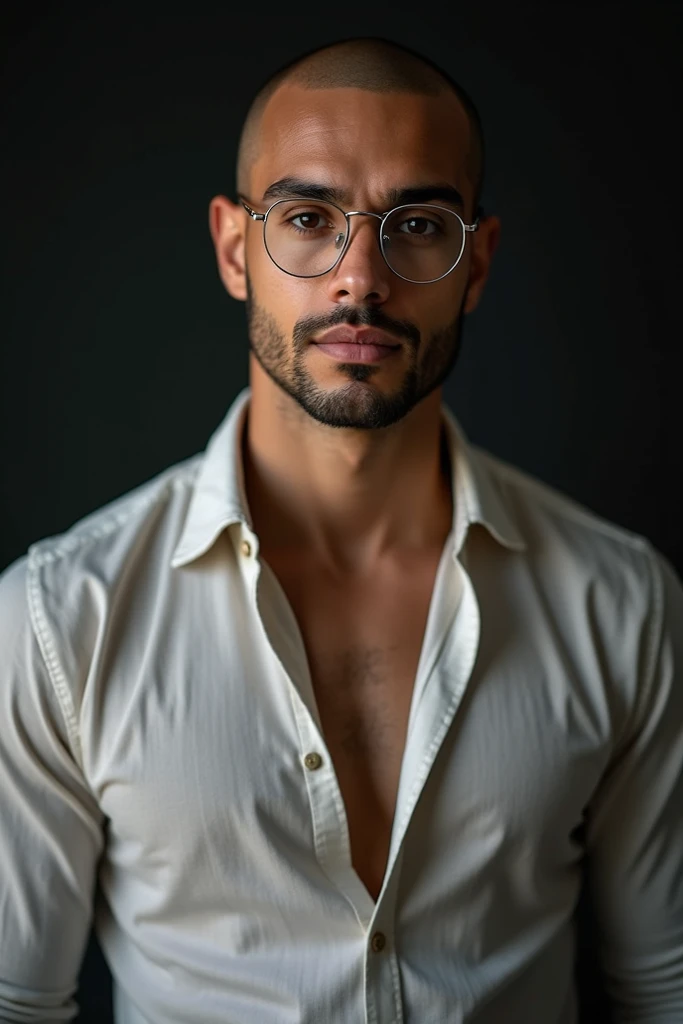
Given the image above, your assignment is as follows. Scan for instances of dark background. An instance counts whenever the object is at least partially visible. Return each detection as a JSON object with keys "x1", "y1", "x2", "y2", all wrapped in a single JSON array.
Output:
[{"x1": 1, "y1": 3, "x2": 681, "y2": 1021}]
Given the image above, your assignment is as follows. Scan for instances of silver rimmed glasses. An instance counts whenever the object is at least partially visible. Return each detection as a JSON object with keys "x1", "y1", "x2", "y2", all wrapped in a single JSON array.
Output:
[{"x1": 240, "y1": 197, "x2": 480, "y2": 284}]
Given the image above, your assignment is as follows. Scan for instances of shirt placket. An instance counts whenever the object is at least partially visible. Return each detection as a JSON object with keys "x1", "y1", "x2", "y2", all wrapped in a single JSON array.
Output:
[
  {"x1": 243, "y1": 529, "x2": 482, "y2": 1024},
  {"x1": 362, "y1": 558, "x2": 481, "y2": 1024},
  {"x1": 245, "y1": 532, "x2": 376, "y2": 925}
]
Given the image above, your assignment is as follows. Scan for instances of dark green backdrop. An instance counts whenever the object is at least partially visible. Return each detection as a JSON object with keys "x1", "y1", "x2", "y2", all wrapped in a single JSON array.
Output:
[{"x1": 1, "y1": 4, "x2": 681, "y2": 1021}]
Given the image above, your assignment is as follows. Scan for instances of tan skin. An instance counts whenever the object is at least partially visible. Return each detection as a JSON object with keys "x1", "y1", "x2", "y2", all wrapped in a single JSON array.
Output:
[{"x1": 209, "y1": 83, "x2": 500, "y2": 900}]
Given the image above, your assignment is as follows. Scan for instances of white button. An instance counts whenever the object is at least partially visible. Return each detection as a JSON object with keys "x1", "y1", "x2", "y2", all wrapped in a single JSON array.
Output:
[
  {"x1": 303, "y1": 752, "x2": 323, "y2": 771},
  {"x1": 240, "y1": 539, "x2": 252, "y2": 557}
]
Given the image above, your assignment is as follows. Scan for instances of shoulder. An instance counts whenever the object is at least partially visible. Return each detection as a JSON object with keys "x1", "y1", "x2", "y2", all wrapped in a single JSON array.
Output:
[
  {"x1": 24, "y1": 456, "x2": 201, "y2": 576},
  {"x1": 0, "y1": 455, "x2": 204, "y2": 754},
  {"x1": 468, "y1": 443, "x2": 682, "y2": 694},
  {"x1": 473, "y1": 442, "x2": 663, "y2": 596},
  {"x1": 471, "y1": 445, "x2": 683, "y2": 740},
  {"x1": 15, "y1": 452, "x2": 205, "y2": 635}
]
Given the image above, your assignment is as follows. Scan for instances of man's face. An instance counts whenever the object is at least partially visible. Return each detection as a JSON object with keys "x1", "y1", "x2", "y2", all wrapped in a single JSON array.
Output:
[{"x1": 227, "y1": 84, "x2": 493, "y2": 431}]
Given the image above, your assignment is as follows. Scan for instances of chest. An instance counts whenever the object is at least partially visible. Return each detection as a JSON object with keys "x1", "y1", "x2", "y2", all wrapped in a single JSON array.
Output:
[
  {"x1": 266, "y1": 552, "x2": 440, "y2": 738},
  {"x1": 90, "y1": 544, "x2": 610, "y2": 917},
  {"x1": 262, "y1": 550, "x2": 443, "y2": 898}
]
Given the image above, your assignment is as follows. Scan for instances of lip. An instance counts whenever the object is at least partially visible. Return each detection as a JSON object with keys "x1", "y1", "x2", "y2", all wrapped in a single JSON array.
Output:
[
  {"x1": 314, "y1": 342, "x2": 400, "y2": 363},
  {"x1": 312, "y1": 326, "x2": 402, "y2": 364},
  {"x1": 313, "y1": 326, "x2": 401, "y2": 349}
]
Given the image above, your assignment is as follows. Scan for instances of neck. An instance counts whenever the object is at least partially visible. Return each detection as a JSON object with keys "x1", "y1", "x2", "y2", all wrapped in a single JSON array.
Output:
[{"x1": 241, "y1": 384, "x2": 454, "y2": 576}]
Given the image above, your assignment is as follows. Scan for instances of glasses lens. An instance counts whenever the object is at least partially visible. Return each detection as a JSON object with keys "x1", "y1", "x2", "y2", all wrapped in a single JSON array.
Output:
[
  {"x1": 381, "y1": 206, "x2": 465, "y2": 283},
  {"x1": 264, "y1": 200, "x2": 348, "y2": 277}
]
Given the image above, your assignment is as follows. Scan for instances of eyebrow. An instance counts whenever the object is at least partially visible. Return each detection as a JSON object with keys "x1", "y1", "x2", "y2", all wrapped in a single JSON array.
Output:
[{"x1": 261, "y1": 176, "x2": 465, "y2": 211}]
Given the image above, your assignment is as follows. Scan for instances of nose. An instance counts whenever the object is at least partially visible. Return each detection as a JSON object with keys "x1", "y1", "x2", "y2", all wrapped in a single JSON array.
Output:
[{"x1": 325, "y1": 213, "x2": 392, "y2": 305}]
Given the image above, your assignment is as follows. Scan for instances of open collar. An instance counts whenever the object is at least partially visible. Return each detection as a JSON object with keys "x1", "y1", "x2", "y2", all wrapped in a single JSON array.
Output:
[{"x1": 171, "y1": 387, "x2": 526, "y2": 569}]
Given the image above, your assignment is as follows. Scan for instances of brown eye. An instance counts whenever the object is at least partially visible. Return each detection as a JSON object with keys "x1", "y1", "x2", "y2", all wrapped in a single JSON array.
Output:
[
  {"x1": 400, "y1": 217, "x2": 436, "y2": 235},
  {"x1": 291, "y1": 212, "x2": 325, "y2": 230}
]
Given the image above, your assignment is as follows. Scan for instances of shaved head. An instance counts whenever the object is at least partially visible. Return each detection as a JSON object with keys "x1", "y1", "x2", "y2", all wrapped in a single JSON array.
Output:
[
  {"x1": 210, "y1": 35, "x2": 501, "y2": 444},
  {"x1": 236, "y1": 37, "x2": 485, "y2": 216}
]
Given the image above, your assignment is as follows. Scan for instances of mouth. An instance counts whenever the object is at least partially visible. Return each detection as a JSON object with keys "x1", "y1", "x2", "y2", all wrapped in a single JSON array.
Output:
[
  {"x1": 312, "y1": 326, "x2": 402, "y2": 349},
  {"x1": 312, "y1": 343, "x2": 401, "y2": 363},
  {"x1": 311, "y1": 326, "x2": 403, "y2": 364}
]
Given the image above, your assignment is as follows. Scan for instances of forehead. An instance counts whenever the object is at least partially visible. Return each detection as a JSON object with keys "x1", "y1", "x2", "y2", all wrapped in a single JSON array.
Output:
[{"x1": 250, "y1": 83, "x2": 472, "y2": 201}]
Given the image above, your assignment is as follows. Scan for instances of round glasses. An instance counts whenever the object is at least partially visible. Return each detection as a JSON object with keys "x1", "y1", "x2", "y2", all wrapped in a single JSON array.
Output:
[{"x1": 240, "y1": 197, "x2": 480, "y2": 284}]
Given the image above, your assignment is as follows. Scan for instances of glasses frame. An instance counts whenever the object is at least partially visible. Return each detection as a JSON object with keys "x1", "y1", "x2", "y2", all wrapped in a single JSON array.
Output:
[{"x1": 239, "y1": 195, "x2": 481, "y2": 285}]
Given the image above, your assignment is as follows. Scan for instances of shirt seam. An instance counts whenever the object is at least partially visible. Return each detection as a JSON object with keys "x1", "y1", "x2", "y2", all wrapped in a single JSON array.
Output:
[
  {"x1": 29, "y1": 463, "x2": 198, "y2": 570},
  {"x1": 640, "y1": 540, "x2": 665, "y2": 718},
  {"x1": 607, "y1": 539, "x2": 664, "y2": 759},
  {"x1": 26, "y1": 549, "x2": 84, "y2": 768},
  {"x1": 22, "y1": 464, "x2": 199, "y2": 769},
  {"x1": 478, "y1": 448, "x2": 654, "y2": 554}
]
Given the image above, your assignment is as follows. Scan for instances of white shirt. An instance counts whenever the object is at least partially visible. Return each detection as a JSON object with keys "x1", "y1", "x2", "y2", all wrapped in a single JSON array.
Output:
[{"x1": 1, "y1": 385, "x2": 682, "y2": 1024}]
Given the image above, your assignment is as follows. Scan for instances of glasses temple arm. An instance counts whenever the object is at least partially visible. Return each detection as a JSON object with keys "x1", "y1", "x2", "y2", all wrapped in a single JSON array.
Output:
[{"x1": 240, "y1": 200, "x2": 265, "y2": 222}]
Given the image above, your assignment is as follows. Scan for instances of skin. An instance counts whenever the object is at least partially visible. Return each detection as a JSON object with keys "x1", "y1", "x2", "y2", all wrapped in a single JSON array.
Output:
[{"x1": 209, "y1": 82, "x2": 500, "y2": 577}]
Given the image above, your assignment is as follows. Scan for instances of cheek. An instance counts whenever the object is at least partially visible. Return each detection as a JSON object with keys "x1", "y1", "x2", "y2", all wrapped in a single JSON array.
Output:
[
  {"x1": 439, "y1": 271, "x2": 470, "y2": 316},
  {"x1": 247, "y1": 231, "x2": 294, "y2": 290},
  {"x1": 267, "y1": 272, "x2": 324, "y2": 314},
  {"x1": 245, "y1": 239, "x2": 287, "y2": 307},
  {"x1": 245, "y1": 230, "x2": 270, "y2": 276},
  {"x1": 415, "y1": 279, "x2": 466, "y2": 329},
  {"x1": 248, "y1": 264, "x2": 317, "y2": 335}
]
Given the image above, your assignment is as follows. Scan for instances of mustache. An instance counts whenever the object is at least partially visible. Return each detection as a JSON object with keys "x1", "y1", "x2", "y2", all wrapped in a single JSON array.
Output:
[{"x1": 292, "y1": 306, "x2": 421, "y2": 348}]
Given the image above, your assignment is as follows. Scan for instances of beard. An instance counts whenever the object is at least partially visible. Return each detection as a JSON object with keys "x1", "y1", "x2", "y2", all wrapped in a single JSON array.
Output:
[{"x1": 244, "y1": 271, "x2": 468, "y2": 431}]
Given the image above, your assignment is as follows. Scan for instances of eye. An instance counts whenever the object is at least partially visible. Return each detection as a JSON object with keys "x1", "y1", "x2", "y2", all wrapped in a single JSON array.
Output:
[
  {"x1": 289, "y1": 211, "x2": 327, "y2": 231},
  {"x1": 398, "y1": 216, "x2": 438, "y2": 236}
]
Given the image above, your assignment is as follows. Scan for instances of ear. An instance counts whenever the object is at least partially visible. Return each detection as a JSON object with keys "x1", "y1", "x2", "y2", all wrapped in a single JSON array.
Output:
[
  {"x1": 208, "y1": 195, "x2": 248, "y2": 301},
  {"x1": 462, "y1": 213, "x2": 501, "y2": 315}
]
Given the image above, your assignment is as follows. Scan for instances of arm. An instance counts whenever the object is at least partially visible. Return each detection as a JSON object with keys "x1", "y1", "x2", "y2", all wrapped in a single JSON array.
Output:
[
  {"x1": 583, "y1": 544, "x2": 683, "y2": 1022},
  {"x1": 0, "y1": 556, "x2": 105, "y2": 1022}
]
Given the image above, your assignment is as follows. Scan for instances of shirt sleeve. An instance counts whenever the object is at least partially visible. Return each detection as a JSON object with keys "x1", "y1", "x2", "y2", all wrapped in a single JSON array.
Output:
[
  {"x1": 583, "y1": 543, "x2": 683, "y2": 1022},
  {"x1": 0, "y1": 555, "x2": 105, "y2": 1022}
]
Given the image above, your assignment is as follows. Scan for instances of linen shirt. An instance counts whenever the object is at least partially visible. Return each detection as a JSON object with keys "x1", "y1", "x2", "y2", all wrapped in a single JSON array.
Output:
[{"x1": 1, "y1": 384, "x2": 682, "y2": 1024}]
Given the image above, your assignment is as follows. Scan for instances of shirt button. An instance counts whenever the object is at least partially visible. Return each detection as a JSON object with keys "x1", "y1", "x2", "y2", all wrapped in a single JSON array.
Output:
[
  {"x1": 303, "y1": 752, "x2": 323, "y2": 771},
  {"x1": 240, "y1": 539, "x2": 252, "y2": 557},
  {"x1": 371, "y1": 931, "x2": 386, "y2": 953}
]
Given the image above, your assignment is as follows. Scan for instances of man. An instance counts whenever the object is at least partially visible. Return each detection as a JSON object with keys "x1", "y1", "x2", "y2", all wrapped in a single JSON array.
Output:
[{"x1": 0, "y1": 35, "x2": 681, "y2": 1024}]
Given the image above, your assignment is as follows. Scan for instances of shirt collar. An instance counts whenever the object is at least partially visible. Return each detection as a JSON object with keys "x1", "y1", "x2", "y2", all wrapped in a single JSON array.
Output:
[
  {"x1": 442, "y1": 404, "x2": 527, "y2": 556},
  {"x1": 171, "y1": 386, "x2": 526, "y2": 569}
]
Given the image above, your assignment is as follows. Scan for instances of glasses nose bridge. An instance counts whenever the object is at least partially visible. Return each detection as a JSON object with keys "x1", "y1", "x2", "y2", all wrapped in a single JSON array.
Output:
[
  {"x1": 346, "y1": 210, "x2": 384, "y2": 221},
  {"x1": 345, "y1": 209, "x2": 384, "y2": 234},
  {"x1": 341, "y1": 208, "x2": 385, "y2": 255}
]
